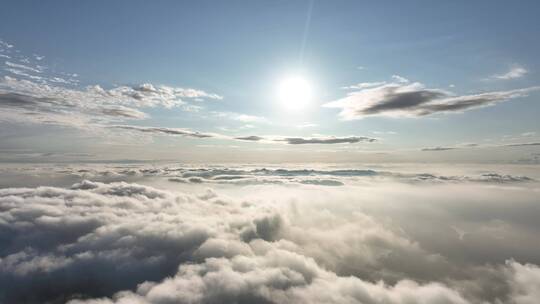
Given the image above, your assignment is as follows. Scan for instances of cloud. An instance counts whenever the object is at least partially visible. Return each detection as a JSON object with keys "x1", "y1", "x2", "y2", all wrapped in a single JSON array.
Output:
[
  {"x1": 20, "y1": 165, "x2": 532, "y2": 188},
  {"x1": 296, "y1": 123, "x2": 317, "y2": 129},
  {"x1": 234, "y1": 135, "x2": 264, "y2": 141},
  {"x1": 113, "y1": 124, "x2": 376, "y2": 145},
  {"x1": 109, "y1": 125, "x2": 216, "y2": 138},
  {"x1": 492, "y1": 66, "x2": 528, "y2": 80},
  {"x1": 5, "y1": 61, "x2": 43, "y2": 74},
  {"x1": 0, "y1": 75, "x2": 225, "y2": 130},
  {"x1": 506, "y1": 260, "x2": 540, "y2": 304},
  {"x1": 212, "y1": 111, "x2": 268, "y2": 123},
  {"x1": 343, "y1": 81, "x2": 387, "y2": 90},
  {"x1": 421, "y1": 146, "x2": 456, "y2": 151},
  {"x1": 99, "y1": 106, "x2": 149, "y2": 119},
  {"x1": 0, "y1": 88, "x2": 148, "y2": 128},
  {"x1": 1, "y1": 167, "x2": 539, "y2": 303},
  {"x1": 505, "y1": 142, "x2": 540, "y2": 147},
  {"x1": 324, "y1": 81, "x2": 540, "y2": 119},
  {"x1": 107, "y1": 83, "x2": 222, "y2": 108},
  {"x1": 279, "y1": 136, "x2": 376, "y2": 145},
  {"x1": 391, "y1": 75, "x2": 409, "y2": 83}
]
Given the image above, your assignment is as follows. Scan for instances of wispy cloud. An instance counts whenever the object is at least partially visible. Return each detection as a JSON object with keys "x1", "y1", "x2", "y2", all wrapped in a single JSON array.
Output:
[
  {"x1": 391, "y1": 74, "x2": 409, "y2": 83},
  {"x1": 491, "y1": 65, "x2": 528, "y2": 80},
  {"x1": 342, "y1": 81, "x2": 387, "y2": 90},
  {"x1": 213, "y1": 111, "x2": 268, "y2": 123}
]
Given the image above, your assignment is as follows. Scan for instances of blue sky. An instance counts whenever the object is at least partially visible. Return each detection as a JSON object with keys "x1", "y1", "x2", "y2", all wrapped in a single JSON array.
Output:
[{"x1": 0, "y1": 0, "x2": 539, "y2": 163}]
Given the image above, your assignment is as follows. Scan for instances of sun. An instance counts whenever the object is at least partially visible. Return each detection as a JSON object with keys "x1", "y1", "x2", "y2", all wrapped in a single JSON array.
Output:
[{"x1": 277, "y1": 76, "x2": 312, "y2": 111}]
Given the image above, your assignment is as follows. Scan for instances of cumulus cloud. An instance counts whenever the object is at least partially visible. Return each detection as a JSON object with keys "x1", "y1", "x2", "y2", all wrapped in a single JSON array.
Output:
[
  {"x1": 324, "y1": 81, "x2": 540, "y2": 119},
  {"x1": 0, "y1": 72, "x2": 224, "y2": 131},
  {"x1": 98, "y1": 83, "x2": 222, "y2": 108},
  {"x1": 0, "y1": 86, "x2": 148, "y2": 128},
  {"x1": 0, "y1": 42, "x2": 222, "y2": 129},
  {"x1": 0, "y1": 167, "x2": 539, "y2": 303},
  {"x1": 0, "y1": 76, "x2": 221, "y2": 110},
  {"x1": 492, "y1": 66, "x2": 528, "y2": 80}
]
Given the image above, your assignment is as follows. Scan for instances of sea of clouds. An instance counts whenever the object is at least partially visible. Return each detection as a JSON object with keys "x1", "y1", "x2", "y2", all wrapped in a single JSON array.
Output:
[{"x1": 0, "y1": 163, "x2": 539, "y2": 303}]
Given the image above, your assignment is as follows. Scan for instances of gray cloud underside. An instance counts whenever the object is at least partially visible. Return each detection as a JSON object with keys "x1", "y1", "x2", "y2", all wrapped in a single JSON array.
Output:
[
  {"x1": 421, "y1": 147, "x2": 457, "y2": 151},
  {"x1": 324, "y1": 82, "x2": 540, "y2": 119},
  {"x1": 234, "y1": 135, "x2": 265, "y2": 141},
  {"x1": 278, "y1": 136, "x2": 376, "y2": 144},
  {"x1": 0, "y1": 169, "x2": 540, "y2": 303},
  {"x1": 109, "y1": 125, "x2": 215, "y2": 138},
  {"x1": 505, "y1": 142, "x2": 540, "y2": 147}
]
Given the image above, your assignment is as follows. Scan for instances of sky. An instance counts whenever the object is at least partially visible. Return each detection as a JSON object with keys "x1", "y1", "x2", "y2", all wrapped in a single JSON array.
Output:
[
  {"x1": 2, "y1": 3, "x2": 540, "y2": 303},
  {"x1": 1, "y1": 0, "x2": 540, "y2": 163}
]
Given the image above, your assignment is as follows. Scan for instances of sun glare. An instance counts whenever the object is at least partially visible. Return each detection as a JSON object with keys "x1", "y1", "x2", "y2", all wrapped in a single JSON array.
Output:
[{"x1": 277, "y1": 76, "x2": 312, "y2": 111}]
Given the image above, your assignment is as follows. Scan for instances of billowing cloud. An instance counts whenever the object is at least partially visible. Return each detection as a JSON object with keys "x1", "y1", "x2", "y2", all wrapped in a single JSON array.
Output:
[
  {"x1": 324, "y1": 81, "x2": 540, "y2": 119},
  {"x1": 0, "y1": 165, "x2": 539, "y2": 303}
]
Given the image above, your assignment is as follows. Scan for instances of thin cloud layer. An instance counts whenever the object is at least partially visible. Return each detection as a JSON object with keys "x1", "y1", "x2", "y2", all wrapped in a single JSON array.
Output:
[
  {"x1": 324, "y1": 81, "x2": 540, "y2": 119},
  {"x1": 114, "y1": 124, "x2": 377, "y2": 145}
]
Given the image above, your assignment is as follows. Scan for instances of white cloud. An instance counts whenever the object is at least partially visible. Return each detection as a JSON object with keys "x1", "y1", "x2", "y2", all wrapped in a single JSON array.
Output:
[
  {"x1": 5, "y1": 61, "x2": 43, "y2": 73},
  {"x1": 212, "y1": 111, "x2": 268, "y2": 124},
  {"x1": 343, "y1": 81, "x2": 387, "y2": 89},
  {"x1": 391, "y1": 75, "x2": 409, "y2": 83},
  {"x1": 0, "y1": 166, "x2": 539, "y2": 303},
  {"x1": 492, "y1": 65, "x2": 528, "y2": 80}
]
